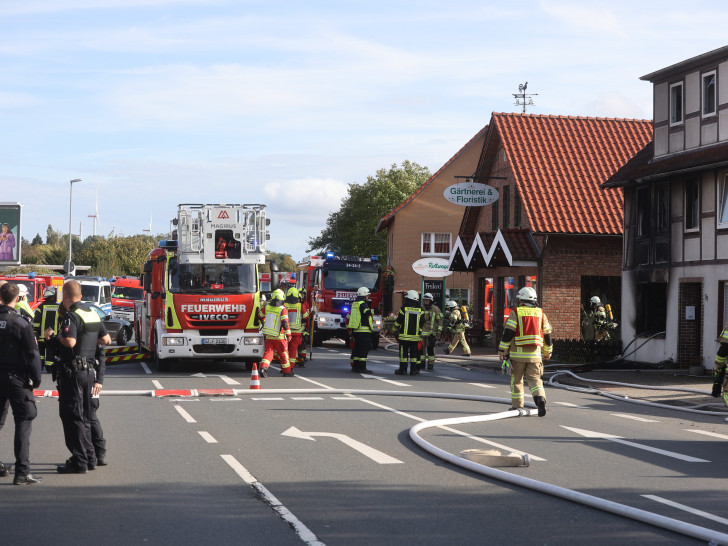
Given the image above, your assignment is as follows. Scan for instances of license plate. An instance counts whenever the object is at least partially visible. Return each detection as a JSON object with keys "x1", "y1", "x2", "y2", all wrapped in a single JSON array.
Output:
[{"x1": 202, "y1": 338, "x2": 226, "y2": 345}]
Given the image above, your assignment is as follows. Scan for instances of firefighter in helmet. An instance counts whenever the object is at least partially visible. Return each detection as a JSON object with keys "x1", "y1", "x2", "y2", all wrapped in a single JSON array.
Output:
[
  {"x1": 33, "y1": 287, "x2": 60, "y2": 371},
  {"x1": 15, "y1": 284, "x2": 34, "y2": 322},
  {"x1": 284, "y1": 287, "x2": 308, "y2": 370},
  {"x1": 297, "y1": 288, "x2": 309, "y2": 364},
  {"x1": 346, "y1": 287, "x2": 373, "y2": 373},
  {"x1": 444, "y1": 300, "x2": 471, "y2": 357},
  {"x1": 589, "y1": 296, "x2": 611, "y2": 341},
  {"x1": 258, "y1": 289, "x2": 294, "y2": 377},
  {"x1": 393, "y1": 290, "x2": 424, "y2": 375},
  {"x1": 498, "y1": 286, "x2": 552, "y2": 417},
  {"x1": 421, "y1": 293, "x2": 443, "y2": 370}
]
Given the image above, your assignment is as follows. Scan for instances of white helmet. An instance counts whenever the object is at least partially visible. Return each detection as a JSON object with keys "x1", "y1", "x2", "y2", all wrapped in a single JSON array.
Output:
[
  {"x1": 405, "y1": 290, "x2": 419, "y2": 300},
  {"x1": 423, "y1": 293, "x2": 433, "y2": 300},
  {"x1": 517, "y1": 286, "x2": 537, "y2": 303},
  {"x1": 446, "y1": 300, "x2": 458, "y2": 309},
  {"x1": 17, "y1": 284, "x2": 28, "y2": 297},
  {"x1": 357, "y1": 287, "x2": 370, "y2": 297},
  {"x1": 590, "y1": 296, "x2": 601, "y2": 306}
]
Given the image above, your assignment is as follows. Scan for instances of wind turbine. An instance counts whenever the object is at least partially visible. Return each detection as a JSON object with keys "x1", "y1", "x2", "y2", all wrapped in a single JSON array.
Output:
[
  {"x1": 88, "y1": 185, "x2": 100, "y2": 236},
  {"x1": 142, "y1": 214, "x2": 152, "y2": 236}
]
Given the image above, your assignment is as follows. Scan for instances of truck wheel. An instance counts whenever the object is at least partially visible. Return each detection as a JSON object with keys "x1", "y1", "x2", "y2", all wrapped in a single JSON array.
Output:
[
  {"x1": 154, "y1": 334, "x2": 170, "y2": 372},
  {"x1": 371, "y1": 332, "x2": 380, "y2": 351}
]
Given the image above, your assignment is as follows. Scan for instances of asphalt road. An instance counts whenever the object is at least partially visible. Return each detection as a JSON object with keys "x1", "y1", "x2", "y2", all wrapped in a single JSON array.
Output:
[{"x1": 2, "y1": 342, "x2": 727, "y2": 545}]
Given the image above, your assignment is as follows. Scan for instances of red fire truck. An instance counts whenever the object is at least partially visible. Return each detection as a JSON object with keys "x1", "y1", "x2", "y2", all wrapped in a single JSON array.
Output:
[
  {"x1": 296, "y1": 253, "x2": 384, "y2": 349},
  {"x1": 483, "y1": 276, "x2": 536, "y2": 333},
  {"x1": 111, "y1": 276, "x2": 144, "y2": 322},
  {"x1": 0, "y1": 272, "x2": 64, "y2": 309},
  {"x1": 135, "y1": 204, "x2": 269, "y2": 371}
]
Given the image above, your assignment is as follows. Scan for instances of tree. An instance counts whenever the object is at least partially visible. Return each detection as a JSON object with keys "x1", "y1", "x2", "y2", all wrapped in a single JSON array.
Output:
[
  {"x1": 31, "y1": 233, "x2": 43, "y2": 246},
  {"x1": 259, "y1": 251, "x2": 297, "y2": 273},
  {"x1": 307, "y1": 161, "x2": 431, "y2": 262}
]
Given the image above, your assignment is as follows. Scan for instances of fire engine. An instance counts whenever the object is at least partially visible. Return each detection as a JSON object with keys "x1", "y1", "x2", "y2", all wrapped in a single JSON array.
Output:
[
  {"x1": 111, "y1": 276, "x2": 144, "y2": 322},
  {"x1": 296, "y1": 253, "x2": 383, "y2": 349},
  {"x1": 0, "y1": 272, "x2": 64, "y2": 309},
  {"x1": 135, "y1": 204, "x2": 269, "y2": 371},
  {"x1": 483, "y1": 276, "x2": 536, "y2": 333}
]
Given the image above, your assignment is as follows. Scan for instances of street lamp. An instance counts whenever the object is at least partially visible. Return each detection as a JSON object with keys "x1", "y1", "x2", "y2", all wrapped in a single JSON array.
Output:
[{"x1": 68, "y1": 178, "x2": 82, "y2": 275}]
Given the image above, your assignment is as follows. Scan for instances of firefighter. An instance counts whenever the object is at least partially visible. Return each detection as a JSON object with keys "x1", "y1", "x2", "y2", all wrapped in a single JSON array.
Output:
[
  {"x1": 284, "y1": 287, "x2": 308, "y2": 370},
  {"x1": 33, "y1": 288, "x2": 60, "y2": 371},
  {"x1": 258, "y1": 289, "x2": 294, "y2": 377},
  {"x1": 346, "y1": 287, "x2": 373, "y2": 373},
  {"x1": 298, "y1": 288, "x2": 309, "y2": 364},
  {"x1": 421, "y1": 293, "x2": 443, "y2": 370},
  {"x1": 711, "y1": 321, "x2": 728, "y2": 408},
  {"x1": 589, "y1": 296, "x2": 611, "y2": 341},
  {"x1": 14, "y1": 285, "x2": 33, "y2": 322},
  {"x1": 444, "y1": 300, "x2": 471, "y2": 357},
  {"x1": 498, "y1": 286, "x2": 552, "y2": 417},
  {"x1": 393, "y1": 290, "x2": 424, "y2": 375}
]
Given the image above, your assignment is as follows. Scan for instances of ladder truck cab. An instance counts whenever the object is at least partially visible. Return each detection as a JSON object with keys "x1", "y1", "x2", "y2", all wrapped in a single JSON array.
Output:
[
  {"x1": 297, "y1": 253, "x2": 384, "y2": 349},
  {"x1": 135, "y1": 203, "x2": 269, "y2": 371}
]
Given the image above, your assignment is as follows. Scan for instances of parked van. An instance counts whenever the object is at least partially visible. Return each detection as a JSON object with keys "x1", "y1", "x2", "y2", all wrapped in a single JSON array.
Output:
[{"x1": 73, "y1": 276, "x2": 112, "y2": 314}]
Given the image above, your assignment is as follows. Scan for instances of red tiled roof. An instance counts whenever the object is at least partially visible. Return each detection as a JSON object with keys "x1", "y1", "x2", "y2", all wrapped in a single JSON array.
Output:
[
  {"x1": 484, "y1": 113, "x2": 653, "y2": 235},
  {"x1": 375, "y1": 125, "x2": 488, "y2": 234}
]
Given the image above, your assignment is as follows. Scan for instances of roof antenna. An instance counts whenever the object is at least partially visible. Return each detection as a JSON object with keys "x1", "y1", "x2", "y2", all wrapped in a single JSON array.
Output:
[{"x1": 513, "y1": 82, "x2": 537, "y2": 113}]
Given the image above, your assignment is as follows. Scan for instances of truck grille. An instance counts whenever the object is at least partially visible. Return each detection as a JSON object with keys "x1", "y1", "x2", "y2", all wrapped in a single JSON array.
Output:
[
  {"x1": 188, "y1": 319, "x2": 238, "y2": 329},
  {"x1": 192, "y1": 344, "x2": 236, "y2": 354}
]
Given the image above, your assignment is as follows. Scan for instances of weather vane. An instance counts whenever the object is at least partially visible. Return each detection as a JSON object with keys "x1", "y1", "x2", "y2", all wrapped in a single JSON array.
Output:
[{"x1": 513, "y1": 82, "x2": 537, "y2": 113}]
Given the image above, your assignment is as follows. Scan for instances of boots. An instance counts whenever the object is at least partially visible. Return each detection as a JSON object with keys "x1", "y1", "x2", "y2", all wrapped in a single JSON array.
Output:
[
  {"x1": 394, "y1": 364, "x2": 408, "y2": 375},
  {"x1": 534, "y1": 396, "x2": 547, "y2": 417}
]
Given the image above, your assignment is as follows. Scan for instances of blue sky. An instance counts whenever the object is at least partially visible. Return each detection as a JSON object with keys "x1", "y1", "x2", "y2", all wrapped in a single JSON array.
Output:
[{"x1": 2, "y1": 0, "x2": 727, "y2": 262}]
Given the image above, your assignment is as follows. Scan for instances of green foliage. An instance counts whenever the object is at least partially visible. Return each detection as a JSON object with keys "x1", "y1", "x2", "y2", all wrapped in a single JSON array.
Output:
[
  {"x1": 31, "y1": 233, "x2": 43, "y2": 246},
  {"x1": 307, "y1": 160, "x2": 431, "y2": 262},
  {"x1": 76, "y1": 235, "x2": 157, "y2": 277},
  {"x1": 259, "y1": 252, "x2": 297, "y2": 273}
]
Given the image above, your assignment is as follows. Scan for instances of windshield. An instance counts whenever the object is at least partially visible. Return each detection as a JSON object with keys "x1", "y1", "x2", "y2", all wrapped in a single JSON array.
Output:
[
  {"x1": 112, "y1": 287, "x2": 144, "y2": 300},
  {"x1": 168, "y1": 259, "x2": 257, "y2": 295},
  {"x1": 90, "y1": 305, "x2": 107, "y2": 319},
  {"x1": 322, "y1": 267, "x2": 380, "y2": 292},
  {"x1": 9, "y1": 281, "x2": 35, "y2": 303},
  {"x1": 80, "y1": 284, "x2": 100, "y2": 303}
]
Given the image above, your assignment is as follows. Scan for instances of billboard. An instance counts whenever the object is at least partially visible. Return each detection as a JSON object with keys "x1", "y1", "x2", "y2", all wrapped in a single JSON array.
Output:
[{"x1": 0, "y1": 203, "x2": 21, "y2": 266}]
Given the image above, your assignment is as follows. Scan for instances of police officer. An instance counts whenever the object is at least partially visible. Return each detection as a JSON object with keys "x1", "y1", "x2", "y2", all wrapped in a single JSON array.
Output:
[
  {"x1": 346, "y1": 287, "x2": 373, "y2": 373},
  {"x1": 393, "y1": 290, "x2": 424, "y2": 375},
  {"x1": 498, "y1": 287, "x2": 552, "y2": 417},
  {"x1": 33, "y1": 287, "x2": 60, "y2": 371},
  {"x1": 0, "y1": 282, "x2": 43, "y2": 484},
  {"x1": 45, "y1": 280, "x2": 111, "y2": 473},
  {"x1": 421, "y1": 293, "x2": 443, "y2": 371}
]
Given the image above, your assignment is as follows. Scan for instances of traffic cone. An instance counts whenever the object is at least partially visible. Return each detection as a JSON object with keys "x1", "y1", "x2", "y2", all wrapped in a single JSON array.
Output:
[{"x1": 249, "y1": 363, "x2": 261, "y2": 390}]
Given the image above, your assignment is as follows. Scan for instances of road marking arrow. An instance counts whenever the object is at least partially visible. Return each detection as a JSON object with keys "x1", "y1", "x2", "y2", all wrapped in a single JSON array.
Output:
[
  {"x1": 561, "y1": 426, "x2": 709, "y2": 462},
  {"x1": 191, "y1": 373, "x2": 240, "y2": 385},
  {"x1": 360, "y1": 373, "x2": 410, "y2": 387},
  {"x1": 282, "y1": 426, "x2": 403, "y2": 464}
]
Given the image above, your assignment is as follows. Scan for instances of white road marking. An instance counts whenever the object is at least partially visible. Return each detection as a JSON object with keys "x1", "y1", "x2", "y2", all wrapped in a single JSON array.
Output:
[
  {"x1": 173, "y1": 404, "x2": 196, "y2": 423},
  {"x1": 140, "y1": 362, "x2": 152, "y2": 374},
  {"x1": 331, "y1": 396, "x2": 364, "y2": 400},
  {"x1": 355, "y1": 397, "x2": 545, "y2": 461},
  {"x1": 251, "y1": 397, "x2": 284, "y2": 401},
  {"x1": 468, "y1": 383, "x2": 498, "y2": 389},
  {"x1": 553, "y1": 401, "x2": 581, "y2": 408},
  {"x1": 282, "y1": 426, "x2": 403, "y2": 464},
  {"x1": 198, "y1": 431, "x2": 218, "y2": 443},
  {"x1": 643, "y1": 495, "x2": 728, "y2": 526},
  {"x1": 210, "y1": 398, "x2": 242, "y2": 401},
  {"x1": 296, "y1": 376, "x2": 335, "y2": 389},
  {"x1": 360, "y1": 373, "x2": 410, "y2": 387},
  {"x1": 291, "y1": 397, "x2": 324, "y2": 400},
  {"x1": 191, "y1": 373, "x2": 240, "y2": 385},
  {"x1": 437, "y1": 375, "x2": 459, "y2": 381},
  {"x1": 221, "y1": 455, "x2": 324, "y2": 545},
  {"x1": 152, "y1": 380, "x2": 163, "y2": 389},
  {"x1": 561, "y1": 426, "x2": 709, "y2": 462},
  {"x1": 684, "y1": 429, "x2": 728, "y2": 440},
  {"x1": 611, "y1": 413, "x2": 658, "y2": 423}
]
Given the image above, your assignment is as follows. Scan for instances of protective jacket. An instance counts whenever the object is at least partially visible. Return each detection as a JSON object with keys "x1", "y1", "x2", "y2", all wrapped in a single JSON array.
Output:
[
  {"x1": 421, "y1": 304, "x2": 443, "y2": 336},
  {"x1": 0, "y1": 305, "x2": 42, "y2": 386},
  {"x1": 498, "y1": 305, "x2": 552, "y2": 361},
  {"x1": 394, "y1": 301, "x2": 423, "y2": 341},
  {"x1": 59, "y1": 302, "x2": 103, "y2": 360},
  {"x1": 348, "y1": 298, "x2": 373, "y2": 333},
  {"x1": 259, "y1": 304, "x2": 290, "y2": 340}
]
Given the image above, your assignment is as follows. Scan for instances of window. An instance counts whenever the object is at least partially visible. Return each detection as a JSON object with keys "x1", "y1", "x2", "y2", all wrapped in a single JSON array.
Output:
[
  {"x1": 635, "y1": 282, "x2": 667, "y2": 336},
  {"x1": 635, "y1": 187, "x2": 650, "y2": 265},
  {"x1": 720, "y1": 281, "x2": 728, "y2": 336},
  {"x1": 685, "y1": 178, "x2": 700, "y2": 232},
  {"x1": 632, "y1": 183, "x2": 671, "y2": 266},
  {"x1": 502, "y1": 185, "x2": 510, "y2": 228},
  {"x1": 446, "y1": 288, "x2": 470, "y2": 307},
  {"x1": 670, "y1": 82, "x2": 684, "y2": 126},
  {"x1": 654, "y1": 183, "x2": 670, "y2": 263},
  {"x1": 514, "y1": 190, "x2": 522, "y2": 227},
  {"x1": 703, "y1": 71, "x2": 716, "y2": 117},
  {"x1": 718, "y1": 174, "x2": 728, "y2": 227},
  {"x1": 491, "y1": 198, "x2": 499, "y2": 230},
  {"x1": 421, "y1": 232, "x2": 451, "y2": 256}
]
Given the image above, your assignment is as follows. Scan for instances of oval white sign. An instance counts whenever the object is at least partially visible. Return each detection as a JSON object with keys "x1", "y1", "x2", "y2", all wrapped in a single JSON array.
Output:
[
  {"x1": 412, "y1": 257, "x2": 453, "y2": 277},
  {"x1": 444, "y1": 182, "x2": 498, "y2": 206}
]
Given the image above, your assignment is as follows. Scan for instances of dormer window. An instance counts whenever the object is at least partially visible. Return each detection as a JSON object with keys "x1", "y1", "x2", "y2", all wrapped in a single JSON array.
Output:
[
  {"x1": 702, "y1": 71, "x2": 716, "y2": 117},
  {"x1": 670, "y1": 82, "x2": 683, "y2": 126}
]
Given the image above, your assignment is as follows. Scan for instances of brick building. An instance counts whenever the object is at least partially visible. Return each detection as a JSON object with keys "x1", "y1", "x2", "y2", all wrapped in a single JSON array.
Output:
[
  {"x1": 450, "y1": 112, "x2": 652, "y2": 342},
  {"x1": 375, "y1": 126, "x2": 487, "y2": 315}
]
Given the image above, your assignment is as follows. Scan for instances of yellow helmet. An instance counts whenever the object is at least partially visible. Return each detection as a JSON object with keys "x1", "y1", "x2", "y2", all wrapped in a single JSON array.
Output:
[
  {"x1": 286, "y1": 286, "x2": 300, "y2": 299},
  {"x1": 271, "y1": 289, "x2": 285, "y2": 301}
]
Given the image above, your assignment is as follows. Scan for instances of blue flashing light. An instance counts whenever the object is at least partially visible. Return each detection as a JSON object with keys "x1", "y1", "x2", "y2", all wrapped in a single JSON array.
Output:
[
  {"x1": 370, "y1": 255, "x2": 379, "y2": 262},
  {"x1": 326, "y1": 252, "x2": 335, "y2": 260},
  {"x1": 28, "y1": 272, "x2": 36, "y2": 279},
  {"x1": 342, "y1": 306, "x2": 350, "y2": 313}
]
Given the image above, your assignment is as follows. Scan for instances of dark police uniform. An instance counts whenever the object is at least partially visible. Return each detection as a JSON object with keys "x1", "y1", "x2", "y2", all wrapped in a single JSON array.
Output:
[
  {"x1": 55, "y1": 301, "x2": 107, "y2": 472},
  {"x1": 0, "y1": 304, "x2": 42, "y2": 480},
  {"x1": 90, "y1": 345, "x2": 107, "y2": 464}
]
